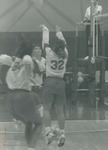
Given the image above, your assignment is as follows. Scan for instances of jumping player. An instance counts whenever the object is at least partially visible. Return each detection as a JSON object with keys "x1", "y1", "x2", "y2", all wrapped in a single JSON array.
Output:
[{"x1": 40, "y1": 25, "x2": 68, "y2": 147}]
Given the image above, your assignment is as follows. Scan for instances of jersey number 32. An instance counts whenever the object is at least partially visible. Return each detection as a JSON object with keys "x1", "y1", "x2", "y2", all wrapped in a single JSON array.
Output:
[{"x1": 51, "y1": 60, "x2": 64, "y2": 70}]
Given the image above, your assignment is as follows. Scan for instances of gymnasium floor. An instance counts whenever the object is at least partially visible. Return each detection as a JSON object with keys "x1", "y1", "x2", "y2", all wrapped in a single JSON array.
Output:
[
  {"x1": 0, "y1": 93, "x2": 108, "y2": 150},
  {"x1": 0, "y1": 120, "x2": 108, "y2": 150}
]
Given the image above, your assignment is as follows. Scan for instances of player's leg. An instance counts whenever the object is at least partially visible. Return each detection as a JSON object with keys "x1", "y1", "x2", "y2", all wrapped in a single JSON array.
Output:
[
  {"x1": 43, "y1": 97, "x2": 55, "y2": 144},
  {"x1": 55, "y1": 103, "x2": 65, "y2": 130},
  {"x1": 25, "y1": 122, "x2": 32, "y2": 146},
  {"x1": 54, "y1": 79, "x2": 66, "y2": 147},
  {"x1": 42, "y1": 78, "x2": 55, "y2": 144},
  {"x1": 8, "y1": 90, "x2": 42, "y2": 149},
  {"x1": 43, "y1": 101, "x2": 52, "y2": 127},
  {"x1": 54, "y1": 99, "x2": 66, "y2": 147},
  {"x1": 24, "y1": 93, "x2": 42, "y2": 149},
  {"x1": 25, "y1": 121, "x2": 42, "y2": 149}
]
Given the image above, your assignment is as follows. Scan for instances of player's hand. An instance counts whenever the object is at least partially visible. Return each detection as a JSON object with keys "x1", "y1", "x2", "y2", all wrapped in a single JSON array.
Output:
[
  {"x1": 56, "y1": 25, "x2": 61, "y2": 32},
  {"x1": 39, "y1": 24, "x2": 48, "y2": 30},
  {"x1": 39, "y1": 24, "x2": 45, "y2": 28}
]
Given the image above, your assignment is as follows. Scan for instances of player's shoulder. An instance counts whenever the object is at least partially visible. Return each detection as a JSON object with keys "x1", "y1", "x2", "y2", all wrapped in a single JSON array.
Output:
[
  {"x1": 0, "y1": 54, "x2": 13, "y2": 66},
  {"x1": 23, "y1": 55, "x2": 33, "y2": 64}
]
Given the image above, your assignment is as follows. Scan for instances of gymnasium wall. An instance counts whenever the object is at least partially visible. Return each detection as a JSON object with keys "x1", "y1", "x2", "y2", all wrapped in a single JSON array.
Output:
[{"x1": 0, "y1": 0, "x2": 108, "y2": 32}]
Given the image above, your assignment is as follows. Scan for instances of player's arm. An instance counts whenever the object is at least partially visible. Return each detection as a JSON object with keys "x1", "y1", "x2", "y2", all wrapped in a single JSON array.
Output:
[
  {"x1": 56, "y1": 25, "x2": 68, "y2": 59},
  {"x1": 64, "y1": 48, "x2": 68, "y2": 59},
  {"x1": 40, "y1": 25, "x2": 50, "y2": 51},
  {"x1": 56, "y1": 25, "x2": 66, "y2": 44}
]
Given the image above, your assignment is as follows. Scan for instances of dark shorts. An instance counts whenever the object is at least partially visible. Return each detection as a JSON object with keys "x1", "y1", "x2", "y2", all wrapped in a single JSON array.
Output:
[
  {"x1": 32, "y1": 86, "x2": 43, "y2": 104},
  {"x1": 42, "y1": 77, "x2": 66, "y2": 105},
  {"x1": 7, "y1": 89, "x2": 42, "y2": 124}
]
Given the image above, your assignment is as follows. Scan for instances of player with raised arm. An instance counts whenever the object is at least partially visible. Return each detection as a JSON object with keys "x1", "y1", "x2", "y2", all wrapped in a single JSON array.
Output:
[{"x1": 40, "y1": 25, "x2": 68, "y2": 147}]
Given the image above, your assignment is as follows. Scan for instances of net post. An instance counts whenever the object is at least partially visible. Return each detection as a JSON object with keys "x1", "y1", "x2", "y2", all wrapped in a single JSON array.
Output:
[
  {"x1": 72, "y1": 28, "x2": 79, "y2": 106},
  {"x1": 99, "y1": 30, "x2": 106, "y2": 105},
  {"x1": 87, "y1": 0, "x2": 96, "y2": 107}
]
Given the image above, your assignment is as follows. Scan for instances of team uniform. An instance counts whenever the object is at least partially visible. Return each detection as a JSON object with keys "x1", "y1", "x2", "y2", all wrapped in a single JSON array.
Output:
[
  {"x1": 0, "y1": 54, "x2": 42, "y2": 124},
  {"x1": 41, "y1": 25, "x2": 68, "y2": 147},
  {"x1": 42, "y1": 26, "x2": 68, "y2": 105},
  {"x1": 0, "y1": 54, "x2": 42, "y2": 150},
  {"x1": 6, "y1": 55, "x2": 41, "y2": 124},
  {"x1": 43, "y1": 47, "x2": 67, "y2": 105}
]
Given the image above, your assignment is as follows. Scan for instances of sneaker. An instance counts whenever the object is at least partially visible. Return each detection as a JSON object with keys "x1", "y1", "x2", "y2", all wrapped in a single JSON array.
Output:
[
  {"x1": 52, "y1": 128, "x2": 61, "y2": 139},
  {"x1": 45, "y1": 132, "x2": 55, "y2": 145},
  {"x1": 52, "y1": 128, "x2": 65, "y2": 147},
  {"x1": 58, "y1": 133, "x2": 65, "y2": 147}
]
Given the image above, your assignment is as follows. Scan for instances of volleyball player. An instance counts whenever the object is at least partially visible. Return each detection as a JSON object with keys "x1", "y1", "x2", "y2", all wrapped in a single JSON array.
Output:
[
  {"x1": 0, "y1": 42, "x2": 42, "y2": 150},
  {"x1": 32, "y1": 45, "x2": 45, "y2": 97},
  {"x1": 40, "y1": 25, "x2": 68, "y2": 147}
]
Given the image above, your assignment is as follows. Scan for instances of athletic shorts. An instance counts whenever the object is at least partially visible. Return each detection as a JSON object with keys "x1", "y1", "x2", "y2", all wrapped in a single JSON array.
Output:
[
  {"x1": 32, "y1": 86, "x2": 43, "y2": 104},
  {"x1": 7, "y1": 89, "x2": 42, "y2": 124},
  {"x1": 42, "y1": 77, "x2": 66, "y2": 105}
]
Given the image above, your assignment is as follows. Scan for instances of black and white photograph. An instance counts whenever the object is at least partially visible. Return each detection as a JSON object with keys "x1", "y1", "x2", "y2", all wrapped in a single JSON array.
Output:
[{"x1": 0, "y1": 0, "x2": 108, "y2": 150}]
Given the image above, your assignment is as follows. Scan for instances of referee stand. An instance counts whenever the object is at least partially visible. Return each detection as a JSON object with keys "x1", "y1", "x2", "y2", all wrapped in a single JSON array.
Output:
[{"x1": 73, "y1": 2, "x2": 106, "y2": 108}]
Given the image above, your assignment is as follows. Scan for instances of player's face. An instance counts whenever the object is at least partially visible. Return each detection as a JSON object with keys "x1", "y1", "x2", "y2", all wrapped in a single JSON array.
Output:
[{"x1": 33, "y1": 46, "x2": 42, "y2": 58}]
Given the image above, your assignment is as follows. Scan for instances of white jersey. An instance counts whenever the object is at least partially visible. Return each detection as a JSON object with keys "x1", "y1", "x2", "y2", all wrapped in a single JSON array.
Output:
[
  {"x1": 42, "y1": 25, "x2": 68, "y2": 78},
  {"x1": 6, "y1": 55, "x2": 33, "y2": 91},
  {"x1": 45, "y1": 47, "x2": 67, "y2": 78}
]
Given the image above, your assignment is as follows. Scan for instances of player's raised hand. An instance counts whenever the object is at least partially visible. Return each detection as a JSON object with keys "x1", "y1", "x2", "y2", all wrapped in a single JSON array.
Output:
[
  {"x1": 39, "y1": 24, "x2": 48, "y2": 31},
  {"x1": 39, "y1": 24, "x2": 45, "y2": 28},
  {"x1": 56, "y1": 25, "x2": 61, "y2": 32}
]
